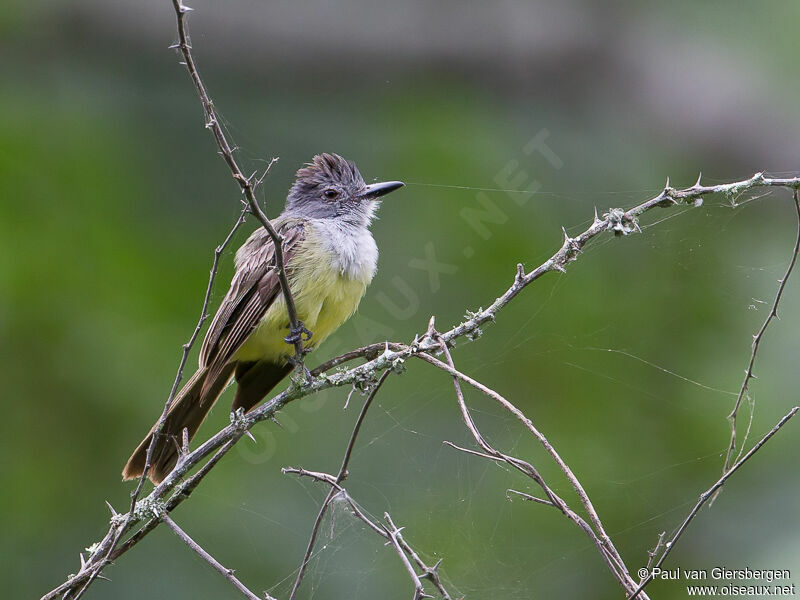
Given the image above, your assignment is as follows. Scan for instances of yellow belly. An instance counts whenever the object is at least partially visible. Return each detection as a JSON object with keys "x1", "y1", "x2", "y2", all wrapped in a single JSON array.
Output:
[{"x1": 233, "y1": 232, "x2": 370, "y2": 363}]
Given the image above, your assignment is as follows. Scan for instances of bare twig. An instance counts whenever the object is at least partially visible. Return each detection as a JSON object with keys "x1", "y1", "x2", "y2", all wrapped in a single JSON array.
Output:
[
  {"x1": 162, "y1": 513, "x2": 272, "y2": 600},
  {"x1": 444, "y1": 440, "x2": 511, "y2": 464},
  {"x1": 384, "y1": 513, "x2": 430, "y2": 600},
  {"x1": 434, "y1": 173, "x2": 800, "y2": 352},
  {"x1": 426, "y1": 343, "x2": 633, "y2": 577},
  {"x1": 506, "y1": 489, "x2": 555, "y2": 508},
  {"x1": 283, "y1": 468, "x2": 452, "y2": 599},
  {"x1": 169, "y1": 0, "x2": 305, "y2": 362},
  {"x1": 640, "y1": 531, "x2": 666, "y2": 584},
  {"x1": 283, "y1": 467, "x2": 386, "y2": 536},
  {"x1": 430, "y1": 336, "x2": 642, "y2": 597},
  {"x1": 289, "y1": 370, "x2": 392, "y2": 600},
  {"x1": 723, "y1": 189, "x2": 800, "y2": 471},
  {"x1": 392, "y1": 530, "x2": 451, "y2": 600},
  {"x1": 629, "y1": 406, "x2": 799, "y2": 599}
]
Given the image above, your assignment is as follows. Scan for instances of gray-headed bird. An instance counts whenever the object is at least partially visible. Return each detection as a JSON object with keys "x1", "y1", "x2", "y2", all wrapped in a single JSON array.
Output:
[{"x1": 123, "y1": 153, "x2": 404, "y2": 483}]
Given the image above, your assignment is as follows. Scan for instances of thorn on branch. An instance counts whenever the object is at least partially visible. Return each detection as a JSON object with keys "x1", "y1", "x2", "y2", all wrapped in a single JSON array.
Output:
[
  {"x1": 515, "y1": 263, "x2": 526, "y2": 283},
  {"x1": 560, "y1": 227, "x2": 582, "y2": 260},
  {"x1": 655, "y1": 184, "x2": 678, "y2": 208},
  {"x1": 506, "y1": 488, "x2": 555, "y2": 507},
  {"x1": 425, "y1": 315, "x2": 437, "y2": 339}
]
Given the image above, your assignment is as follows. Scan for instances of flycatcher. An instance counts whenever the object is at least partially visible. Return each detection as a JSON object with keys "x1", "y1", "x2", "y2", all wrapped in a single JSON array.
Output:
[{"x1": 123, "y1": 153, "x2": 404, "y2": 483}]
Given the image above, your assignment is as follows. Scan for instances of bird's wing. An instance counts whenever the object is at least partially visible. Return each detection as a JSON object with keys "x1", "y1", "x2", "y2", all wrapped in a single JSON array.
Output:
[{"x1": 198, "y1": 220, "x2": 305, "y2": 396}]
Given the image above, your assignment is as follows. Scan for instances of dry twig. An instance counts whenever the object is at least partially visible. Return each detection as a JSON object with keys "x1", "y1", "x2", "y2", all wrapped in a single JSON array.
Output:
[
  {"x1": 282, "y1": 370, "x2": 451, "y2": 599},
  {"x1": 162, "y1": 513, "x2": 273, "y2": 600},
  {"x1": 629, "y1": 406, "x2": 799, "y2": 599},
  {"x1": 430, "y1": 335, "x2": 642, "y2": 597},
  {"x1": 722, "y1": 189, "x2": 800, "y2": 471},
  {"x1": 283, "y1": 468, "x2": 452, "y2": 599},
  {"x1": 169, "y1": 0, "x2": 305, "y2": 362},
  {"x1": 288, "y1": 370, "x2": 392, "y2": 599}
]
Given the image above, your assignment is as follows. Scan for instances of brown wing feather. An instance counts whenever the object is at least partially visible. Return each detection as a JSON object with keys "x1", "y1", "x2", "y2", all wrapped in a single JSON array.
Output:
[
  {"x1": 200, "y1": 233, "x2": 273, "y2": 366},
  {"x1": 199, "y1": 221, "x2": 305, "y2": 397}
]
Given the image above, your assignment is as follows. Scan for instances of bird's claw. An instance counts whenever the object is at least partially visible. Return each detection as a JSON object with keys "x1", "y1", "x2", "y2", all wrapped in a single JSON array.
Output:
[{"x1": 284, "y1": 321, "x2": 313, "y2": 345}]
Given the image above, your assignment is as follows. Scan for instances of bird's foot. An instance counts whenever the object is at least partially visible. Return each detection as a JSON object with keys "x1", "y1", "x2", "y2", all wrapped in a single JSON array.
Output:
[{"x1": 284, "y1": 321, "x2": 313, "y2": 346}]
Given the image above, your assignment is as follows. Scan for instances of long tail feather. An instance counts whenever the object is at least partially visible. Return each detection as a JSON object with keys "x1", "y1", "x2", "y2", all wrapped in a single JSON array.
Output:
[
  {"x1": 122, "y1": 363, "x2": 234, "y2": 484},
  {"x1": 232, "y1": 360, "x2": 293, "y2": 414}
]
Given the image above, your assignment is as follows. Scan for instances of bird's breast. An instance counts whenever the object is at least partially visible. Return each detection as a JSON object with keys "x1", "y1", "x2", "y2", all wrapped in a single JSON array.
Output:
[{"x1": 235, "y1": 221, "x2": 377, "y2": 362}]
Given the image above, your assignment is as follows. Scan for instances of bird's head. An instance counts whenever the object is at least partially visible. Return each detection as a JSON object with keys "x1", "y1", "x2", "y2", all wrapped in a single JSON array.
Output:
[{"x1": 285, "y1": 153, "x2": 404, "y2": 226}]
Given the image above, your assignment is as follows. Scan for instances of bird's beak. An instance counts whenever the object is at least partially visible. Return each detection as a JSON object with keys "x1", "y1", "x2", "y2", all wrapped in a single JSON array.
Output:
[{"x1": 362, "y1": 181, "x2": 405, "y2": 200}]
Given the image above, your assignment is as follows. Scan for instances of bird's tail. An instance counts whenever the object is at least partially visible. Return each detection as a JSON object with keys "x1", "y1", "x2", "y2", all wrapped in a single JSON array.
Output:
[{"x1": 122, "y1": 363, "x2": 234, "y2": 484}]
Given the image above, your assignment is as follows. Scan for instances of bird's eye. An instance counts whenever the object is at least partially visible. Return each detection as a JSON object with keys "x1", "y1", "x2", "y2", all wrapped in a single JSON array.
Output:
[{"x1": 323, "y1": 188, "x2": 339, "y2": 200}]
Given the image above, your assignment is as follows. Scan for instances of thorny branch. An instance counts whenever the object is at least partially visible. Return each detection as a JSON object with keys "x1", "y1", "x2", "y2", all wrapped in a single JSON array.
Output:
[
  {"x1": 288, "y1": 370, "x2": 392, "y2": 600},
  {"x1": 169, "y1": 0, "x2": 306, "y2": 363},
  {"x1": 162, "y1": 513, "x2": 273, "y2": 600},
  {"x1": 722, "y1": 189, "x2": 800, "y2": 472},
  {"x1": 285, "y1": 370, "x2": 451, "y2": 600},
  {"x1": 38, "y1": 5, "x2": 800, "y2": 600},
  {"x1": 384, "y1": 513, "x2": 431, "y2": 600},
  {"x1": 629, "y1": 406, "x2": 800, "y2": 600},
  {"x1": 282, "y1": 467, "x2": 452, "y2": 600},
  {"x1": 431, "y1": 335, "x2": 643, "y2": 598},
  {"x1": 640, "y1": 531, "x2": 666, "y2": 585}
]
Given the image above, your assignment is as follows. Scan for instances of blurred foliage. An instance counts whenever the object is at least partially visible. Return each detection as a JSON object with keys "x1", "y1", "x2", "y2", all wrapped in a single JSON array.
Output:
[{"x1": 2, "y1": 1, "x2": 799, "y2": 599}]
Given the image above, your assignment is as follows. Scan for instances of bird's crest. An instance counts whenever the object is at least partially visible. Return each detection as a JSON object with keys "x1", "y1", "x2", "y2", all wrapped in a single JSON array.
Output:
[{"x1": 295, "y1": 153, "x2": 364, "y2": 186}]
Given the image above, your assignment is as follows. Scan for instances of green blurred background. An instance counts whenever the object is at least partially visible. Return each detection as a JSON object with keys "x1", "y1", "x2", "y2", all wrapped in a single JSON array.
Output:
[{"x1": 3, "y1": 1, "x2": 799, "y2": 598}]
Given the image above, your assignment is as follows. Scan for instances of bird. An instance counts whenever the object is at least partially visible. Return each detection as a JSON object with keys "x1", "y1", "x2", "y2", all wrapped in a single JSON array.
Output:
[{"x1": 123, "y1": 153, "x2": 404, "y2": 484}]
